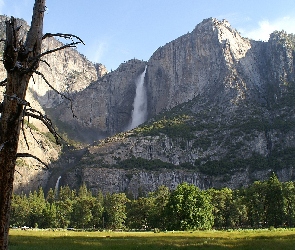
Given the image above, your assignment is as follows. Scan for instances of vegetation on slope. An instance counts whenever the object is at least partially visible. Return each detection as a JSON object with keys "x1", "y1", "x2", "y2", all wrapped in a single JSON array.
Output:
[{"x1": 96, "y1": 78, "x2": 293, "y2": 177}]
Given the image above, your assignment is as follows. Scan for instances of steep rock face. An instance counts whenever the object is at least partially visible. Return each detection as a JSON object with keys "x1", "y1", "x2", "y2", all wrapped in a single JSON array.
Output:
[
  {"x1": 64, "y1": 18, "x2": 295, "y2": 195},
  {"x1": 265, "y1": 31, "x2": 295, "y2": 101},
  {"x1": 94, "y1": 63, "x2": 108, "y2": 78},
  {"x1": 53, "y1": 18, "x2": 295, "y2": 138},
  {"x1": 14, "y1": 125, "x2": 61, "y2": 194},
  {"x1": 69, "y1": 121, "x2": 295, "y2": 196},
  {"x1": 2, "y1": 15, "x2": 295, "y2": 195},
  {"x1": 81, "y1": 168, "x2": 210, "y2": 198},
  {"x1": 146, "y1": 18, "x2": 268, "y2": 116},
  {"x1": 30, "y1": 36, "x2": 98, "y2": 108},
  {"x1": 0, "y1": 15, "x2": 98, "y2": 108},
  {"x1": 69, "y1": 166, "x2": 294, "y2": 198},
  {"x1": 55, "y1": 59, "x2": 147, "y2": 140},
  {"x1": 0, "y1": 16, "x2": 97, "y2": 192}
]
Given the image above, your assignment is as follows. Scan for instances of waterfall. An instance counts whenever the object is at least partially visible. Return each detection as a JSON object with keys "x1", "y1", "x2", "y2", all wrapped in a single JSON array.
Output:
[
  {"x1": 128, "y1": 65, "x2": 148, "y2": 130},
  {"x1": 55, "y1": 176, "x2": 61, "y2": 196}
]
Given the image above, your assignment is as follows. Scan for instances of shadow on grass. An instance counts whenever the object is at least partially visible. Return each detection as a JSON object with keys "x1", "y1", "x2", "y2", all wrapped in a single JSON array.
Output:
[{"x1": 8, "y1": 232, "x2": 295, "y2": 250}]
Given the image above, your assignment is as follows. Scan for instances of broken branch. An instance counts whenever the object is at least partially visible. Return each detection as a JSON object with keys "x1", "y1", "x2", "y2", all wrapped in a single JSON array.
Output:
[
  {"x1": 42, "y1": 33, "x2": 84, "y2": 45},
  {"x1": 26, "y1": 34, "x2": 83, "y2": 73},
  {"x1": 16, "y1": 153, "x2": 48, "y2": 169},
  {"x1": 0, "y1": 78, "x2": 7, "y2": 86},
  {"x1": 24, "y1": 108, "x2": 62, "y2": 145},
  {"x1": 38, "y1": 41, "x2": 81, "y2": 58},
  {"x1": 40, "y1": 59, "x2": 51, "y2": 68},
  {"x1": 21, "y1": 122, "x2": 30, "y2": 150},
  {"x1": 33, "y1": 70, "x2": 76, "y2": 117}
]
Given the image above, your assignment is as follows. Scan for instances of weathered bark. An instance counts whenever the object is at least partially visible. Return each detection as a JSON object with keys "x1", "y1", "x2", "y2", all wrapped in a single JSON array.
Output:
[
  {"x1": 0, "y1": 1, "x2": 46, "y2": 249},
  {"x1": 0, "y1": 1, "x2": 83, "y2": 247}
]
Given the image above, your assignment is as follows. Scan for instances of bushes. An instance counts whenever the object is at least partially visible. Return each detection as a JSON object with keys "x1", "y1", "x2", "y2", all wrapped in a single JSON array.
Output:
[{"x1": 133, "y1": 114, "x2": 195, "y2": 139}]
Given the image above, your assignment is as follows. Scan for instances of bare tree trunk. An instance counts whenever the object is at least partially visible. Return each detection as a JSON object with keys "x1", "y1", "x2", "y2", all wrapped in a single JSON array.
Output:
[
  {"x1": 0, "y1": 1, "x2": 82, "y2": 247},
  {"x1": 0, "y1": 1, "x2": 45, "y2": 249}
]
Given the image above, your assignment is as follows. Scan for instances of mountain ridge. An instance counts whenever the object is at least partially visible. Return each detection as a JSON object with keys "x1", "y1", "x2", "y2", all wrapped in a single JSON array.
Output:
[
  {"x1": 1, "y1": 16, "x2": 295, "y2": 195},
  {"x1": 61, "y1": 17, "x2": 295, "y2": 196}
]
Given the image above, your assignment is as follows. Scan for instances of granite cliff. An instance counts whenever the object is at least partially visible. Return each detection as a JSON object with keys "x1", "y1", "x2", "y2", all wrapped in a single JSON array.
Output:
[
  {"x1": 1, "y1": 16, "x2": 295, "y2": 196},
  {"x1": 52, "y1": 59, "x2": 146, "y2": 141},
  {"x1": 51, "y1": 18, "x2": 295, "y2": 196},
  {"x1": 0, "y1": 16, "x2": 98, "y2": 192},
  {"x1": 57, "y1": 18, "x2": 295, "y2": 136}
]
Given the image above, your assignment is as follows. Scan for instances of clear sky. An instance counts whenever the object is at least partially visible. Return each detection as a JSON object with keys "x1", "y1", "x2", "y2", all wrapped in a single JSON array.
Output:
[{"x1": 1, "y1": 0, "x2": 295, "y2": 71}]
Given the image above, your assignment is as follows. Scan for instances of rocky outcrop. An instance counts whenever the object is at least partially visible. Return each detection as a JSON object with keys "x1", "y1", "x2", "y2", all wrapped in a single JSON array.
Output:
[
  {"x1": 29, "y1": 36, "x2": 98, "y2": 108},
  {"x1": 14, "y1": 124, "x2": 61, "y2": 194},
  {"x1": 66, "y1": 117, "x2": 295, "y2": 195},
  {"x1": 64, "y1": 166, "x2": 294, "y2": 198},
  {"x1": 0, "y1": 16, "x2": 97, "y2": 192},
  {"x1": 2, "y1": 15, "x2": 295, "y2": 195},
  {"x1": 54, "y1": 59, "x2": 147, "y2": 140},
  {"x1": 81, "y1": 168, "x2": 210, "y2": 198},
  {"x1": 145, "y1": 18, "x2": 295, "y2": 117},
  {"x1": 95, "y1": 63, "x2": 108, "y2": 78},
  {"x1": 60, "y1": 18, "x2": 295, "y2": 195},
  {"x1": 51, "y1": 18, "x2": 295, "y2": 138},
  {"x1": 0, "y1": 15, "x2": 98, "y2": 108}
]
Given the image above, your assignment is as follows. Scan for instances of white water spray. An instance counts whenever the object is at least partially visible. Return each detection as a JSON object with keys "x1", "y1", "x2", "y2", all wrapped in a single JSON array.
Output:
[
  {"x1": 128, "y1": 66, "x2": 148, "y2": 130},
  {"x1": 55, "y1": 176, "x2": 61, "y2": 196}
]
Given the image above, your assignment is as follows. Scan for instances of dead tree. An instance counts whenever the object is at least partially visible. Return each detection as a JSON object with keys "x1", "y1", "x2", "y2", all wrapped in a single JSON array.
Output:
[{"x1": 0, "y1": 1, "x2": 83, "y2": 249}]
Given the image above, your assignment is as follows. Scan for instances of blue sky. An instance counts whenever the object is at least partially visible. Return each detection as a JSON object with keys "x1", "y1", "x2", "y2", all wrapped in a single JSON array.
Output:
[{"x1": 1, "y1": 0, "x2": 295, "y2": 71}]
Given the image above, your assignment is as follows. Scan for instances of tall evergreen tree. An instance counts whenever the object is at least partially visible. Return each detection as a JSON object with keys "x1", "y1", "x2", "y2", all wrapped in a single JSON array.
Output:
[
  {"x1": 27, "y1": 188, "x2": 46, "y2": 228},
  {"x1": 10, "y1": 193, "x2": 30, "y2": 227},
  {"x1": 148, "y1": 185, "x2": 170, "y2": 229},
  {"x1": 71, "y1": 184, "x2": 95, "y2": 228},
  {"x1": 282, "y1": 181, "x2": 295, "y2": 227},
  {"x1": 245, "y1": 180, "x2": 267, "y2": 228},
  {"x1": 265, "y1": 173, "x2": 284, "y2": 227},
  {"x1": 104, "y1": 193, "x2": 129, "y2": 230},
  {"x1": 165, "y1": 183, "x2": 213, "y2": 230},
  {"x1": 55, "y1": 186, "x2": 75, "y2": 228},
  {"x1": 92, "y1": 191, "x2": 104, "y2": 228}
]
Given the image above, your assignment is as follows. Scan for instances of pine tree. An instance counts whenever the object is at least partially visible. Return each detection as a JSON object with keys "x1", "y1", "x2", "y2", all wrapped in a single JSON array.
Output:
[{"x1": 265, "y1": 173, "x2": 284, "y2": 227}]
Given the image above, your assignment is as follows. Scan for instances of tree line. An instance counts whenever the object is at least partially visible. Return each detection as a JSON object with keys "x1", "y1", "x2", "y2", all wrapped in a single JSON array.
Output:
[{"x1": 10, "y1": 173, "x2": 295, "y2": 231}]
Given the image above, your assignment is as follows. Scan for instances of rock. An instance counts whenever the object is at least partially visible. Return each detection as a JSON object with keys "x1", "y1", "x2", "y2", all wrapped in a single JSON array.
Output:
[
  {"x1": 55, "y1": 59, "x2": 147, "y2": 138},
  {"x1": 64, "y1": 18, "x2": 295, "y2": 195},
  {"x1": 1, "y1": 16, "x2": 295, "y2": 195}
]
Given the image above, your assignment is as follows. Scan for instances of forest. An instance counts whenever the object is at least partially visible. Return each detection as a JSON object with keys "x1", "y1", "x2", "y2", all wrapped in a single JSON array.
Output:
[{"x1": 10, "y1": 173, "x2": 295, "y2": 231}]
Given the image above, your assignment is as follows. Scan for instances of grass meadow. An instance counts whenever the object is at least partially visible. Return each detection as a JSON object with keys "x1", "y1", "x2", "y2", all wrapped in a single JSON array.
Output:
[{"x1": 9, "y1": 228, "x2": 295, "y2": 249}]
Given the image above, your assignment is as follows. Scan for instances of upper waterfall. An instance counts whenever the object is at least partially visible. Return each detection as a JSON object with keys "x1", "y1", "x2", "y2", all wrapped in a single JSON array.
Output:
[{"x1": 128, "y1": 65, "x2": 148, "y2": 130}]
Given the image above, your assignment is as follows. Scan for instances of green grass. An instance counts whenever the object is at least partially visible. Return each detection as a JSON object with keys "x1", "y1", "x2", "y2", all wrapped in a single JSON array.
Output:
[{"x1": 9, "y1": 229, "x2": 295, "y2": 249}]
